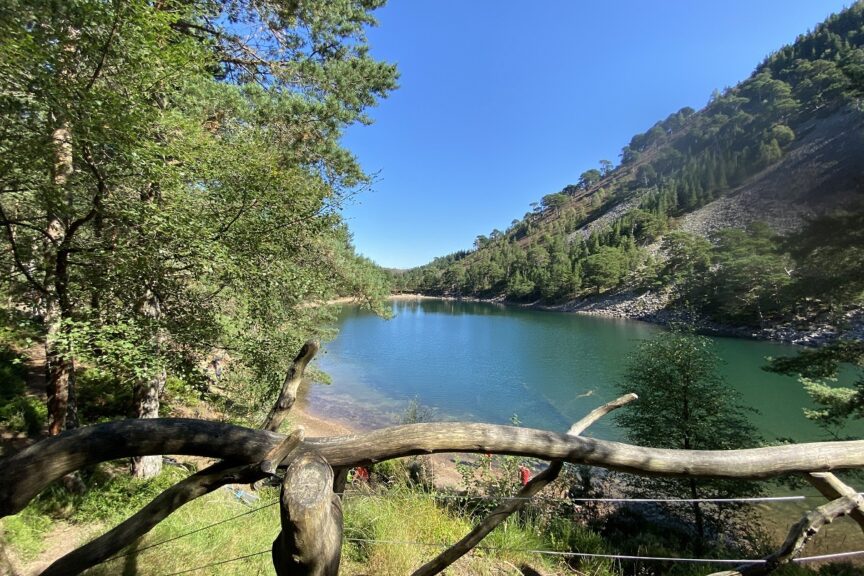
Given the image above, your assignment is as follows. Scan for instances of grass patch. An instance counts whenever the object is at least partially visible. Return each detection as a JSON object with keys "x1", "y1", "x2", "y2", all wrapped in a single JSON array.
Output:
[
  {"x1": 84, "y1": 485, "x2": 282, "y2": 576},
  {"x1": 5, "y1": 473, "x2": 570, "y2": 575},
  {"x1": 71, "y1": 465, "x2": 194, "y2": 525},
  {"x1": 342, "y1": 488, "x2": 562, "y2": 575},
  {"x1": 0, "y1": 507, "x2": 53, "y2": 561}
]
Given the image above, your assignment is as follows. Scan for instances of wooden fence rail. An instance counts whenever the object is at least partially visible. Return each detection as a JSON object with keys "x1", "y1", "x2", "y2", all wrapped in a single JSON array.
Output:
[
  {"x1": 3, "y1": 336, "x2": 864, "y2": 576},
  {"x1": 2, "y1": 416, "x2": 863, "y2": 575}
]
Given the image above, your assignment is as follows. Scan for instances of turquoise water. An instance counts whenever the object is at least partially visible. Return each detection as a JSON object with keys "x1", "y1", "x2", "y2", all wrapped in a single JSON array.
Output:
[{"x1": 303, "y1": 299, "x2": 862, "y2": 443}]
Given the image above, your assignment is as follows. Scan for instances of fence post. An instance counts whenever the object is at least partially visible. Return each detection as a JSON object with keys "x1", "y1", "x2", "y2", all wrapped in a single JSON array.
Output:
[{"x1": 272, "y1": 451, "x2": 343, "y2": 576}]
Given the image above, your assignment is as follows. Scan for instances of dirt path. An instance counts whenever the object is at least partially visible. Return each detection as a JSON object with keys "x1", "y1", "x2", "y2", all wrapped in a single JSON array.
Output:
[
  {"x1": 0, "y1": 343, "x2": 47, "y2": 457},
  {"x1": 8, "y1": 521, "x2": 104, "y2": 576},
  {"x1": 23, "y1": 343, "x2": 46, "y2": 401}
]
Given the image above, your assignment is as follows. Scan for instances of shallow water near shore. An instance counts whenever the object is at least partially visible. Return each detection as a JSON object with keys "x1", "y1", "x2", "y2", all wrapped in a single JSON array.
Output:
[{"x1": 301, "y1": 299, "x2": 863, "y2": 444}]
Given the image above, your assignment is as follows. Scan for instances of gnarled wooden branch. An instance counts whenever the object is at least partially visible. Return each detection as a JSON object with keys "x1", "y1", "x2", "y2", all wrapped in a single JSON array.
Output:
[
  {"x1": 40, "y1": 429, "x2": 305, "y2": 576},
  {"x1": 261, "y1": 340, "x2": 318, "y2": 432},
  {"x1": 412, "y1": 393, "x2": 638, "y2": 576},
  {"x1": 709, "y1": 492, "x2": 864, "y2": 576},
  {"x1": 272, "y1": 451, "x2": 342, "y2": 576},
  {"x1": 567, "y1": 393, "x2": 638, "y2": 436},
  {"x1": 261, "y1": 428, "x2": 305, "y2": 475},
  {"x1": 805, "y1": 472, "x2": 864, "y2": 535},
  {"x1": 40, "y1": 461, "x2": 259, "y2": 576},
  {"x1": 5, "y1": 419, "x2": 864, "y2": 518}
]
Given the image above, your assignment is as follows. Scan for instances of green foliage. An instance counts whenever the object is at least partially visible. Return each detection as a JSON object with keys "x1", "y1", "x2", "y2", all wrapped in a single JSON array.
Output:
[
  {"x1": 766, "y1": 340, "x2": 864, "y2": 436},
  {"x1": 706, "y1": 223, "x2": 793, "y2": 324},
  {"x1": 398, "y1": 3, "x2": 864, "y2": 318},
  {"x1": 0, "y1": 0, "x2": 397, "y2": 424},
  {"x1": 660, "y1": 230, "x2": 712, "y2": 299},
  {"x1": 616, "y1": 330, "x2": 763, "y2": 549},
  {"x1": 0, "y1": 342, "x2": 43, "y2": 435},
  {"x1": 0, "y1": 395, "x2": 46, "y2": 436},
  {"x1": 784, "y1": 210, "x2": 864, "y2": 310},
  {"x1": 584, "y1": 246, "x2": 628, "y2": 293},
  {"x1": 75, "y1": 368, "x2": 133, "y2": 424},
  {"x1": 456, "y1": 453, "x2": 524, "y2": 516}
]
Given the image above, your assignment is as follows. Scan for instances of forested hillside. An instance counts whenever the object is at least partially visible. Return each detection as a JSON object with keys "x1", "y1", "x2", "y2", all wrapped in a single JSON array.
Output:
[{"x1": 396, "y1": 3, "x2": 864, "y2": 333}]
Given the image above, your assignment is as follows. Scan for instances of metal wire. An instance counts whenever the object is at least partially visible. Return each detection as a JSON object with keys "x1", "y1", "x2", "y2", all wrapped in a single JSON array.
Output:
[
  {"x1": 339, "y1": 489, "x2": 808, "y2": 504},
  {"x1": 345, "y1": 537, "x2": 864, "y2": 565},
  {"x1": 107, "y1": 498, "x2": 279, "y2": 561},
  {"x1": 156, "y1": 549, "x2": 270, "y2": 575},
  {"x1": 97, "y1": 486, "x2": 858, "y2": 572}
]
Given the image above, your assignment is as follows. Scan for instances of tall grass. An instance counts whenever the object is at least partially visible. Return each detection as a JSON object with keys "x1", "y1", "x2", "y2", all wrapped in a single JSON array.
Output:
[{"x1": 3, "y1": 468, "x2": 571, "y2": 575}]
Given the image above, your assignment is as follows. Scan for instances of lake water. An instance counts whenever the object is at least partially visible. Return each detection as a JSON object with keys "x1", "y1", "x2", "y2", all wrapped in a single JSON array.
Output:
[{"x1": 302, "y1": 299, "x2": 862, "y2": 443}]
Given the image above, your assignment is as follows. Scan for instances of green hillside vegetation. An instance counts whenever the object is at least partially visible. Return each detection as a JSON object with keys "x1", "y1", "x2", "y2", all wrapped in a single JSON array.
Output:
[
  {"x1": 0, "y1": 0, "x2": 395, "y2": 452},
  {"x1": 395, "y1": 3, "x2": 864, "y2": 328},
  {"x1": 2, "y1": 3, "x2": 864, "y2": 575}
]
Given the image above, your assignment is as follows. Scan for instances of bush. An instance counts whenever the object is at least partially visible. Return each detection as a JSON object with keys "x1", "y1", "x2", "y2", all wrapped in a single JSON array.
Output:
[
  {"x1": 0, "y1": 343, "x2": 39, "y2": 434},
  {"x1": 76, "y1": 368, "x2": 132, "y2": 424},
  {"x1": 0, "y1": 396, "x2": 46, "y2": 435}
]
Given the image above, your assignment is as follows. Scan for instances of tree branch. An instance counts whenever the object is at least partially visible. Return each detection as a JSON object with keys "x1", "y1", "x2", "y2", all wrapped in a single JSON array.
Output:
[
  {"x1": 805, "y1": 472, "x2": 864, "y2": 534},
  {"x1": 41, "y1": 428, "x2": 305, "y2": 576},
  {"x1": 709, "y1": 492, "x2": 864, "y2": 575},
  {"x1": 0, "y1": 201, "x2": 49, "y2": 295},
  {"x1": 568, "y1": 392, "x2": 638, "y2": 436},
  {"x1": 83, "y1": 0, "x2": 124, "y2": 92},
  {"x1": 5, "y1": 419, "x2": 864, "y2": 518},
  {"x1": 261, "y1": 340, "x2": 319, "y2": 432},
  {"x1": 412, "y1": 394, "x2": 638, "y2": 576}
]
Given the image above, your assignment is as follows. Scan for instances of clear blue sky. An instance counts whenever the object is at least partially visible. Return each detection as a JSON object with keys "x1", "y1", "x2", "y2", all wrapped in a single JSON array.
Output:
[{"x1": 340, "y1": 1, "x2": 851, "y2": 269}]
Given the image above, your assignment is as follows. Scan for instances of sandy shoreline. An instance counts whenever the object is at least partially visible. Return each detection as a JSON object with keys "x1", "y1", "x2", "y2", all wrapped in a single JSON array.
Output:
[
  {"x1": 290, "y1": 403, "x2": 466, "y2": 487},
  {"x1": 291, "y1": 403, "x2": 356, "y2": 437},
  {"x1": 385, "y1": 292, "x2": 863, "y2": 347}
]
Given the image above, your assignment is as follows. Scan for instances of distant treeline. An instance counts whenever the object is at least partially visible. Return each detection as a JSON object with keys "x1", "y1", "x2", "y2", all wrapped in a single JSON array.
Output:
[{"x1": 394, "y1": 3, "x2": 864, "y2": 326}]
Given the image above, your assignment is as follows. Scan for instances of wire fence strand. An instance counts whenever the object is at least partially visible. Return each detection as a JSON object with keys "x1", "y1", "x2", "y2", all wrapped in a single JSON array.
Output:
[
  {"x1": 98, "y1": 484, "x2": 859, "y2": 573},
  {"x1": 345, "y1": 537, "x2": 864, "y2": 565},
  {"x1": 338, "y1": 489, "x2": 809, "y2": 504},
  {"x1": 107, "y1": 498, "x2": 279, "y2": 561},
  {"x1": 157, "y1": 549, "x2": 270, "y2": 575}
]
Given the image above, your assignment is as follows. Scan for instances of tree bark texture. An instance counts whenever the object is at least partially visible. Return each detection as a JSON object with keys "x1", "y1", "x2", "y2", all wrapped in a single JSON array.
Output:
[
  {"x1": 131, "y1": 290, "x2": 166, "y2": 478},
  {"x1": 272, "y1": 451, "x2": 342, "y2": 576},
  {"x1": 44, "y1": 27, "x2": 79, "y2": 436},
  {"x1": 261, "y1": 340, "x2": 319, "y2": 433},
  {"x1": 42, "y1": 429, "x2": 305, "y2": 576},
  {"x1": 5, "y1": 419, "x2": 864, "y2": 518},
  {"x1": 413, "y1": 393, "x2": 637, "y2": 576},
  {"x1": 45, "y1": 314, "x2": 75, "y2": 436},
  {"x1": 805, "y1": 471, "x2": 864, "y2": 535}
]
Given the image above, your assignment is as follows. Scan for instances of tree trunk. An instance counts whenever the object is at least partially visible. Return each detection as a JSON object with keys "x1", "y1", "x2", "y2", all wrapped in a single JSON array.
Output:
[
  {"x1": 131, "y1": 290, "x2": 165, "y2": 478},
  {"x1": 272, "y1": 452, "x2": 342, "y2": 576},
  {"x1": 45, "y1": 304, "x2": 76, "y2": 435},
  {"x1": 45, "y1": 122, "x2": 74, "y2": 435},
  {"x1": 689, "y1": 478, "x2": 705, "y2": 554},
  {"x1": 130, "y1": 368, "x2": 167, "y2": 478},
  {"x1": 44, "y1": 25, "x2": 78, "y2": 435}
]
